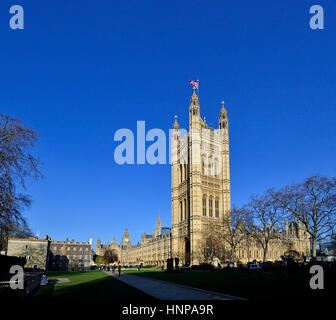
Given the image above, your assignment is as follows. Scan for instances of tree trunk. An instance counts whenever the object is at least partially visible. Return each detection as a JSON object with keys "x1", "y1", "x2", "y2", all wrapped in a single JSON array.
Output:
[
  {"x1": 231, "y1": 248, "x2": 236, "y2": 263},
  {"x1": 312, "y1": 237, "x2": 317, "y2": 258},
  {"x1": 263, "y1": 244, "x2": 268, "y2": 262}
]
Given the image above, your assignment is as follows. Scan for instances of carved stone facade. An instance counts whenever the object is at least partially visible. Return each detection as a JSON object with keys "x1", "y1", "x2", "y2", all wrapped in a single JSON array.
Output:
[{"x1": 97, "y1": 90, "x2": 310, "y2": 266}]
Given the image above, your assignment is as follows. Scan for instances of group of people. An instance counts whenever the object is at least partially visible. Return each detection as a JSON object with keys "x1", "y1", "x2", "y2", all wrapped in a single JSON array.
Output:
[
  {"x1": 99, "y1": 263, "x2": 122, "y2": 276},
  {"x1": 111, "y1": 263, "x2": 122, "y2": 276}
]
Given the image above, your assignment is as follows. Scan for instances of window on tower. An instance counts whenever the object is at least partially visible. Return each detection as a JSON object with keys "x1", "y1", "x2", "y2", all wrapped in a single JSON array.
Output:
[
  {"x1": 202, "y1": 196, "x2": 206, "y2": 216},
  {"x1": 215, "y1": 199, "x2": 219, "y2": 218},
  {"x1": 201, "y1": 155, "x2": 206, "y2": 175},
  {"x1": 209, "y1": 198, "x2": 213, "y2": 217}
]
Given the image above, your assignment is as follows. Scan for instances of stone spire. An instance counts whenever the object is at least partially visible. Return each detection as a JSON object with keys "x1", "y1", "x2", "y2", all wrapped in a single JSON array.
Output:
[
  {"x1": 154, "y1": 210, "x2": 162, "y2": 237},
  {"x1": 219, "y1": 101, "x2": 228, "y2": 129},
  {"x1": 156, "y1": 211, "x2": 162, "y2": 228},
  {"x1": 189, "y1": 87, "x2": 200, "y2": 128},
  {"x1": 190, "y1": 87, "x2": 199, "y2": 105},
  {"x1": 220, "y1": 101, "x2": 226, "y2": 115},
  {"x1": 173, "y1": 115, "x2": 179, "y2": 129}
]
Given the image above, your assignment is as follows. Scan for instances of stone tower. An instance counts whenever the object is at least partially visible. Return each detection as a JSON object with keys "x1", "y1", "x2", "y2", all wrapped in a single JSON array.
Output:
[
  {"x1": 120, "y1": 227, "x2": 131, "y2": 264},
  {"x1": 121, "y1": 227, "x2": 131, "y2": 248},
  {"x1": 154, "y1": 211, "x2": 162, "y2": 238},
  {"x1": 96, "y1": 237, "x2": 102, "y2": 255},
  {"x1": 171, "y1": 88, "x2": 231, "y2": 266}
]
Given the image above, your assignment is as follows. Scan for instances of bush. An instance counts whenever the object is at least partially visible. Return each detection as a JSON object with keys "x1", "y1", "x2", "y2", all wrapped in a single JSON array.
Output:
[
  {"x1": 190, "y1": 263, "x2": 214, "y2": 270},
  {"x1": 142, "y1": 265, "x2": 156, "y2": 268}
]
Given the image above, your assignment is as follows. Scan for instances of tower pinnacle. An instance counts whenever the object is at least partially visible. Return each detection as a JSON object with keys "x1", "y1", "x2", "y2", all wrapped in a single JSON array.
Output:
[{"x1": 173, "y1": 115, "x2": 179, "y2": 129}]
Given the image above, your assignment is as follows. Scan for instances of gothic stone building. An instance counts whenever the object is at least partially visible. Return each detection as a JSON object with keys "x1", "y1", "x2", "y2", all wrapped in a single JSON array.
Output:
[
  {"x1": 96, "y1": 213, "x2": 172, "y2": 266},
  {"x1": 97, "y1": 89, "x2": 310, "y2": 266}
]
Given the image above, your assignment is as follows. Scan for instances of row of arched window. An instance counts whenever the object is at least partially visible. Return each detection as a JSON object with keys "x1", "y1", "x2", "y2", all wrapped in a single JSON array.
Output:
[
  {"x1": 201, "y1": 156, "x2": 219, "y2": 176},
  {"x1": 179, "y1": 198, "x2": 189, "y2": 221},
  {"x1": 202, "y1": 195, "x2": 220, "y2": 218},
  {"x1": 177, "y1": 157, "x2": 220, "y2": 182},
  {"x1": 179, "y1": 164, "x2": 188, "y2": 183}
]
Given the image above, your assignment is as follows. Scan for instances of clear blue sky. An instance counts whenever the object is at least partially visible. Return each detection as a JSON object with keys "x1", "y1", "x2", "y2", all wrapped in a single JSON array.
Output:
[{"x1": 1, "y1": 1, "x2": 335, "y2": 246}]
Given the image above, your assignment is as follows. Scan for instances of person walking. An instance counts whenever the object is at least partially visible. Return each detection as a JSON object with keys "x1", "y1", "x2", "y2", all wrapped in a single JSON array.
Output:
[{"x1": 118, "y1": 263, "x2": 121, "y2": 276}]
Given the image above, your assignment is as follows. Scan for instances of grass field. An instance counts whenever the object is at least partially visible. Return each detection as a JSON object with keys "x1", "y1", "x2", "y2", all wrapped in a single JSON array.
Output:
[
  {"x1": 123, "y1": 269, "x2": 334, "y2": 301},
  {"x1": 33, "y1": 270, "x2": 155, "y2": 301}
]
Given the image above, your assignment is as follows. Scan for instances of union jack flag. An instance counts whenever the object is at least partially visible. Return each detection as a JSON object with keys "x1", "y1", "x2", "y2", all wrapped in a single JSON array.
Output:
[{"x1": 189, "y1": 80, "x2": 199, "y2": 89}]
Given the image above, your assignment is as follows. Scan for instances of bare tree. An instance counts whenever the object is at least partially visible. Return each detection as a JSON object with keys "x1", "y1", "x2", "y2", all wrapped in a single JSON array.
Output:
[
  {"x1": 222, "y1": 207, "x2": 250, "y2": 263},
  {"x1": 0, "y1": 114, "x2": 42, "y2": 185},
  {"x1": 0, "y1": 114, "x2": 42, "y2": 250},
  {"x1": 275, "y1": 175, "x2": 336, "y2": 258},
  {"x1": 198, "y1": 221, "x2": 230, "y2": 264},
  {"x1": 332, "y1": 234, "x2": 336, "y2": 254},
  {"x1": 0, "y1": 175, "x2": 32, "y2": 250},
  {"x1": 103, "y1": 249, "x2": 118, "y2": 265},
  {"x1": 245, "y1": 189, "x2": 285, "y2": 262}
]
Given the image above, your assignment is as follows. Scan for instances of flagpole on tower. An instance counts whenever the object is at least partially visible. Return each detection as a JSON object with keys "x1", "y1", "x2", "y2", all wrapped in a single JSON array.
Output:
[{"x1": 197, "y1": 79, "x2": 199, "y2": 97}]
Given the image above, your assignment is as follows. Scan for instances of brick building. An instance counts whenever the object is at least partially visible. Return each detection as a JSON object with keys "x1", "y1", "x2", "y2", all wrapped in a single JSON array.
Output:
[{"x1": 49, "y1": 238, "x2": 92, "y2": 271}]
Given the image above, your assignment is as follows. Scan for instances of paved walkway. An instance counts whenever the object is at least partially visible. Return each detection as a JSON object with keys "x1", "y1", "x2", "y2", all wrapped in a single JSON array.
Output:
[{"x1": 105, "y1": 271, "x2": 246, "y2": 300}]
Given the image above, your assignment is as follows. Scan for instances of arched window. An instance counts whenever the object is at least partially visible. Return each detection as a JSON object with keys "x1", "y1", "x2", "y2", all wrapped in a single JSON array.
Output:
[
  {"x1": 202, "y1": 196, "x2": 207, "y2": 216},
  {"x1": 180, "y1": 164, "x2": 183, "y2": 183},
  {"x1": 208, "y1": 157, "x2": 212, "y2": 176},
  {"x1": 180, "y1": 201, "x2": 183, "y2": 221},
  {"x1": 215, "y1": 198, "x2": 219, "y2": 218},
  {"x1": 201, "y1": 155, "x2": 205, "y2": 175},
  {"x1": 184, "y1": 199, "x2": 187, "y2": 220},
  {"x1": 209, "y1": 197, "x2": 213, "y2": 217},
  {"x1": 214, "y1": 159, "x2": 218, "y2": 177},
  {"x1": 184, "y1": 164, "x2": 187, "y2": 180}
]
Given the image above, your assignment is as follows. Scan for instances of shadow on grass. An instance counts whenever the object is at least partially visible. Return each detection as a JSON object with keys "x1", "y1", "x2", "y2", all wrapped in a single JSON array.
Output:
[
  {"x1": 34, "y1": 271, "x2": 155, "y2": 301},
  {"x1": 126, "y1": 270, "x2": 335, "y2": 301}
]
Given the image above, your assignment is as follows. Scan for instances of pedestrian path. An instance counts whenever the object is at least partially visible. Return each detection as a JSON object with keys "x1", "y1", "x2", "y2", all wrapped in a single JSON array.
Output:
[{"x1": 105, "y1": 271, "x2": 246, "y2": 300}]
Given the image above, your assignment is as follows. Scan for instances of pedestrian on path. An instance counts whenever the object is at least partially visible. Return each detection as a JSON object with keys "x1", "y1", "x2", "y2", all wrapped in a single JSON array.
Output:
[{"x1": 118, "y1": 262, "x2": 121, "y2": 276}]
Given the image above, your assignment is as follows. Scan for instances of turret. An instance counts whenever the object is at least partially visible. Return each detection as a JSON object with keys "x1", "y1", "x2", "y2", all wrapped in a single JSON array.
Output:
[
  {"x1": 189, "y1": 87, "x2": 200, "y2": 128},
  {"x1": 173, "y1": 115, "x2": 179, "y2": 130},
  {"x1": 219, "y1": 101, "x2": 228, "y2": 129}
]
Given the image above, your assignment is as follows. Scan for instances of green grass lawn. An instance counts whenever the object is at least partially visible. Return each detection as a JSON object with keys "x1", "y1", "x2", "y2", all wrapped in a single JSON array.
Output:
[
  {"x1": 123, "y1": 269, "x2": 334, "y2": 301},
  {"x1": 33, "y1": 270, "x2": 155, "y2": 301}
]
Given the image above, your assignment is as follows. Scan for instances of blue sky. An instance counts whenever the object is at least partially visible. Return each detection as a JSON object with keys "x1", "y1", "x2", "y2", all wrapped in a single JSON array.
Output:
[{"x1": 1, "y1": 1, "x2": 335, "y2": 245}]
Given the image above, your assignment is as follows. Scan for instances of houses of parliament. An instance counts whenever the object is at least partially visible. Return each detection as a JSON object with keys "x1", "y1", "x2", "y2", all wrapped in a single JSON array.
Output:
[{"x1": 96, "y1": 89, "x2": 310, "y2": 266}]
